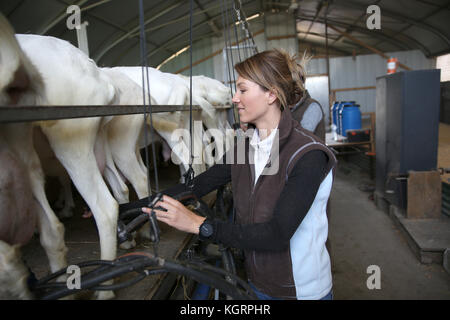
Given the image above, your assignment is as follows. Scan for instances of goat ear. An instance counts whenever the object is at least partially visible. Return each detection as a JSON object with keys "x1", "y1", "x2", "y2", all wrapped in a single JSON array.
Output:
[{"x1": 7, "y1": 65, "x2": 30, "y2": 105}]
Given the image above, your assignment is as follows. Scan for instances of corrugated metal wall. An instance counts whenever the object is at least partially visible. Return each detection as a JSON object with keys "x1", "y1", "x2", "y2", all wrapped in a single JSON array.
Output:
[
  {"x1": 329, "y1": 50, "x2": 434, "y2": 114},
  {"x1": 159, "y1": 36, "x2": 214, "y2": 78},
  {"x1": 264, "y1": 12, "x2": 297, "y2": 55},
  {"x1": 305, "y1": 49, "x2": 434, "y2": 124}
]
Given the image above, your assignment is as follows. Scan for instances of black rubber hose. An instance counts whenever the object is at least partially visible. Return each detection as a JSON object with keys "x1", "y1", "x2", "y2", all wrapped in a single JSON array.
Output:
[
  {"x1": 40, "y1": 257, "x2": 159, "y2": 300},
  {"x1": 32, "y1": 260, "x2": 115, "y2": 287},
  {"x1": 162, "y1": 260, "x2": 255, "y2": 300},
  {"x1": 37, "y1": 254, "x2": 256, "y2": 300},
  {"x1": 119, "y1": 208, "x2": 143, "y2": 221},
  {"x1": 184, "y1": 259, "x2": 255, "y2": 299}
]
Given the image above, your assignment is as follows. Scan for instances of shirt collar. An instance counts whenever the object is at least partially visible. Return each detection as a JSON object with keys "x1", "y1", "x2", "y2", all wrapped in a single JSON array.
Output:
[{"x1": 250, "y1": 126, "x2": 278, "y2": 149}]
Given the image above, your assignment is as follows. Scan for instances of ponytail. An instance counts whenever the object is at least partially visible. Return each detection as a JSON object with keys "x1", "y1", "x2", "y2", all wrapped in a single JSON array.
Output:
[{"x1": 234, "y1": 49, "x2": 310, "y2": 110}]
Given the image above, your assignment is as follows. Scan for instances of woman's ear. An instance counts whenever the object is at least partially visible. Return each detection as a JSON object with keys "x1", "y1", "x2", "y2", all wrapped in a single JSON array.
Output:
[{"x1": 266, "y1": 88, "x2": 278, "y2": 105}]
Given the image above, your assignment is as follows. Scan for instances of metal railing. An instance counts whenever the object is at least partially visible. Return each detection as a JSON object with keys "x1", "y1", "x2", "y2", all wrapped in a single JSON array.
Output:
[{"x1": 0, "y1": 104, "x2": 231, "y2": 123}]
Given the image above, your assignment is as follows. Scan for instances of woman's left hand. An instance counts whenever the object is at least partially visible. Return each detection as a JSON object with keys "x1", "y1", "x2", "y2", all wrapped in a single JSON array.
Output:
[{"x1": 142, "y1": 195, "x2": 206, "y2": 234}]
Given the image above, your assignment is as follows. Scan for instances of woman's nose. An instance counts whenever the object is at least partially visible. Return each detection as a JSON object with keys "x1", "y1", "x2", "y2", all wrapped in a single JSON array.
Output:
[{"x1": 232, "y1": 93, "x2": 239, "y2": 104}]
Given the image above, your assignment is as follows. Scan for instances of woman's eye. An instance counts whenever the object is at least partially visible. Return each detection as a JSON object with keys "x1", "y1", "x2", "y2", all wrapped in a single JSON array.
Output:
[{"x1": 240, "y1": 90, "x2": 246, "y2": 93}]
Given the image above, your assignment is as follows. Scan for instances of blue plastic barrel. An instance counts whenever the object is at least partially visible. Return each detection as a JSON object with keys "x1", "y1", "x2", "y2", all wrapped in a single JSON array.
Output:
[{"x1": 341, "y1": 104, "x2": 362, "y2": 137}]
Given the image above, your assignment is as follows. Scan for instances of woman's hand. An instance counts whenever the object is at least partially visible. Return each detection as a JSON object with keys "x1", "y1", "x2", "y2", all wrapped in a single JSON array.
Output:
[{"x1": 142, "y1": 195, "x2": 206, "y2": 234}]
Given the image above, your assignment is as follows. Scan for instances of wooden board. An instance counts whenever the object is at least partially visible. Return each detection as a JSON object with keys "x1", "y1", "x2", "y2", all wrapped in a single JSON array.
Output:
[
  {"x1": 438, "y1": 123, "x2": 450, "y2": 183},
  {"x1": 407, "y1": 171, "x2": 442, "y2": 219}
]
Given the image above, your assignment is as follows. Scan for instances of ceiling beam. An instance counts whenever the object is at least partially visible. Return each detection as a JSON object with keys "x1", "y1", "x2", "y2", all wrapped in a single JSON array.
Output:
[
  {"x1": 370, "y1": 0, "x2": 450, "y2": 55},
  {"x1": 5, "y1": 0, "x2": 26, "y2": 18},
  {"x1": 38, "y1": 0, "x2": 89, "y2": 35},
  {"x1": 194, "y1": 0, "x2": 221, "y2": 36},
  {"x1": 127, "y1": 2, "x2": 225, "y2": 38},
  {"x1": 333, "y1": 0, "x2": 450, "y2": 47},
  {"x1": 331, "y1": 0, "x2": 382, "y2": 46},
  {"x1": 109, "y1": 0, "x2": 257, "y2": 66},
  {"x1": 298, "y1": 14, "x2": 411, "y2": 52},
  {"x1": 413, "y1": 0, "x2": 450, "y2": 10},
  {"x1": 92, "y1": 1, "x2": 185, "y2": 62},
  {"x1": 297, "y1": 11, "x2": 435, "y2": 56},
  {"x1": 300, "y1": 0, "x2": 326, "y2": 42},
  {"x1": 52, "y1": 0, "x2": 168, "y2": 59},
  {"x1": 297, "y1": 35, "x2": 355, "y2": 56},
  {"x1": 328, "y1": 24, "x2": 411, "y2": 70}
]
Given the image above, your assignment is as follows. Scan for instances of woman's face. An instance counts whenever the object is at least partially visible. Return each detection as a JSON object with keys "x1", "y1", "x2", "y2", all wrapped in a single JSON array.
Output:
[{"x1": 232, "y1": 76, "x2": 276, "y2": 125}]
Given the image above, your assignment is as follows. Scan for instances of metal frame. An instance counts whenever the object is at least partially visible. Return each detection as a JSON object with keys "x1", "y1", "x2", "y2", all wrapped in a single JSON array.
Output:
[{"x1": 0, "y1": 104, "x2": 230, "y2": 124}]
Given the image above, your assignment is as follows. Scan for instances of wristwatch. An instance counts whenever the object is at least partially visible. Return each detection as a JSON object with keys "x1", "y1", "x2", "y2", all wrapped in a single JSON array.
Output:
[{"x1": 198, "y1": 219, "x2": 214, "y2": 241}]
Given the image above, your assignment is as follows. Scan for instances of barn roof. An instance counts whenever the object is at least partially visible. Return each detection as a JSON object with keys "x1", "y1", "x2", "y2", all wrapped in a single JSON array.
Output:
[{"x1": 2, "y1": 0, "x2": 449, "y2": 68}]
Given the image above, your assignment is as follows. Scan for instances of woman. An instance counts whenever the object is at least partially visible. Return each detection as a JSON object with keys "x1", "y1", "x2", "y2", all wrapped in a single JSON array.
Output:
[{"x1": 131, "y1": 49, "x2": 337, "y2": 300}]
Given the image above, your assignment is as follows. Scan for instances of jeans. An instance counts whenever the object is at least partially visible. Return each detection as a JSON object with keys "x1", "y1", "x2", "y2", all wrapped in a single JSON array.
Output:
[{"x1": 249, "y1": 282, "x2": 333, "y2": 300}]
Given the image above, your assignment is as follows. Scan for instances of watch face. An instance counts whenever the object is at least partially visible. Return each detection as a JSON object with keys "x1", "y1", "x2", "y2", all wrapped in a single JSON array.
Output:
[{"x1": 200, "y1": 223, "x2": 214, "y2": 237}]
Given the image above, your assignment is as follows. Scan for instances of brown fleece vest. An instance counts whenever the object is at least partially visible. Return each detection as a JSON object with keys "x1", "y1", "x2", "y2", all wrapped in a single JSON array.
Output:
[
  {"x1": 290, "y1": 90, "x2": 326, "y2": 141},
  {"x1": 231, "y1": 108, "x2": 336, "y2": 299}
]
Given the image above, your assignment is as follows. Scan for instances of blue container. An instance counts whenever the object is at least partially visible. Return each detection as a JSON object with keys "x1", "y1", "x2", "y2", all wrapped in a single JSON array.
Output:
[
  {"x1": 337, "y1": 101, "x2": 355, "y2": 135},
  {"x1": 341, "y1": 104, "x2": 362, "y2": 137}
]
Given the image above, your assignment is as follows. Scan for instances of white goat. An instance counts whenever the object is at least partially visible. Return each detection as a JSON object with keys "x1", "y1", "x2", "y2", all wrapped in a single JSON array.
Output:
[
  {"x1": 177, "y1": 74, "x2": 234, "y2": 165},
  {"x1": 113, "y1": 66, "x2": 207, "y2": 177},
  {"x1": 0, "y1": 13, "x2": 67, "y2": 299},
  {"x1": 15, "y1": 34, "x2": 122, "y2": 299}
]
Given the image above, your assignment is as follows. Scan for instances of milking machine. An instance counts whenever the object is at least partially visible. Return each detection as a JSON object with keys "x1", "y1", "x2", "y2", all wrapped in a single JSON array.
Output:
[{"x1": 29, "y1": 185, "x2": 255, "y2": 300}]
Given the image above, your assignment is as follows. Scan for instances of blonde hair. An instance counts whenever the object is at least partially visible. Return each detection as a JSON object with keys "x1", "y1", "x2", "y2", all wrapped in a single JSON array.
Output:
[{"x1": 234, "y1": 49, "x2": 309, "y2": 110}]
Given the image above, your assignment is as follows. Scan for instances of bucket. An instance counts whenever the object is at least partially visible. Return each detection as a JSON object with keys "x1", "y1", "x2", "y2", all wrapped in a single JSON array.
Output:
[{"x1": 342, "y1": 104, "x2": 362, "y2": 137}]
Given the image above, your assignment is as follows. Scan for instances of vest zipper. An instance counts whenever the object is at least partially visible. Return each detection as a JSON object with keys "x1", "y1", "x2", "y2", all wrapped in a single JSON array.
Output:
[{"x1": 249, "y1": 174, "x2": 263, "y2": 272}]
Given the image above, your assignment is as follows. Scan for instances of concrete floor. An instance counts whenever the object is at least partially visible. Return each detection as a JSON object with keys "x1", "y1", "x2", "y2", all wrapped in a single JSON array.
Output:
[
  {"x1": 21, "y1": 160, "x2": 450, "y2": 300},
  {"x1": 329, "y1": 160, "x2": 450, "y2": 299}
]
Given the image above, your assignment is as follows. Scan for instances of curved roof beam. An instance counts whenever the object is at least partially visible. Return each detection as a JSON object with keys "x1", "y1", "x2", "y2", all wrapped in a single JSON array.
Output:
[
  {"x1": 297, "y1": 33, "x2": 357, "y2": 56},
  {"x1": 95, "y1": 0, "x2": 257, "y2": 65},
  {"x1": 92, "y1": 1, "x2": 185, "y2": 62},
  {"x1": 298, "y1": 13, "x2": 434, "y2": 56},
  {"x1": 38, "y1": 0, "x2": 89, "y2": 34},
  {"x1": 107, "y1": 13, "x2": 223, "y2": 67},
  {"x1": 333, "y1": 0, "x2": 450, "y2": 47},
  {"x1": 325, "y1": 15, "x2": 431, "y2": 56},
  {"x1": 330, "y1": 0, "x2": 381, "y2": 45},
  {"x1": 108, "y1": 3, "x2": 249, "y2": 66},
  {"x1": 193, "y1": 0, "x2": 221, "y2": 36},
  {"x1": 298, "y1": 14, "x2": 411, "y2": 52},
  {"x1": 370, "y1": 0, "x2": 450, "y2": 56}
]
